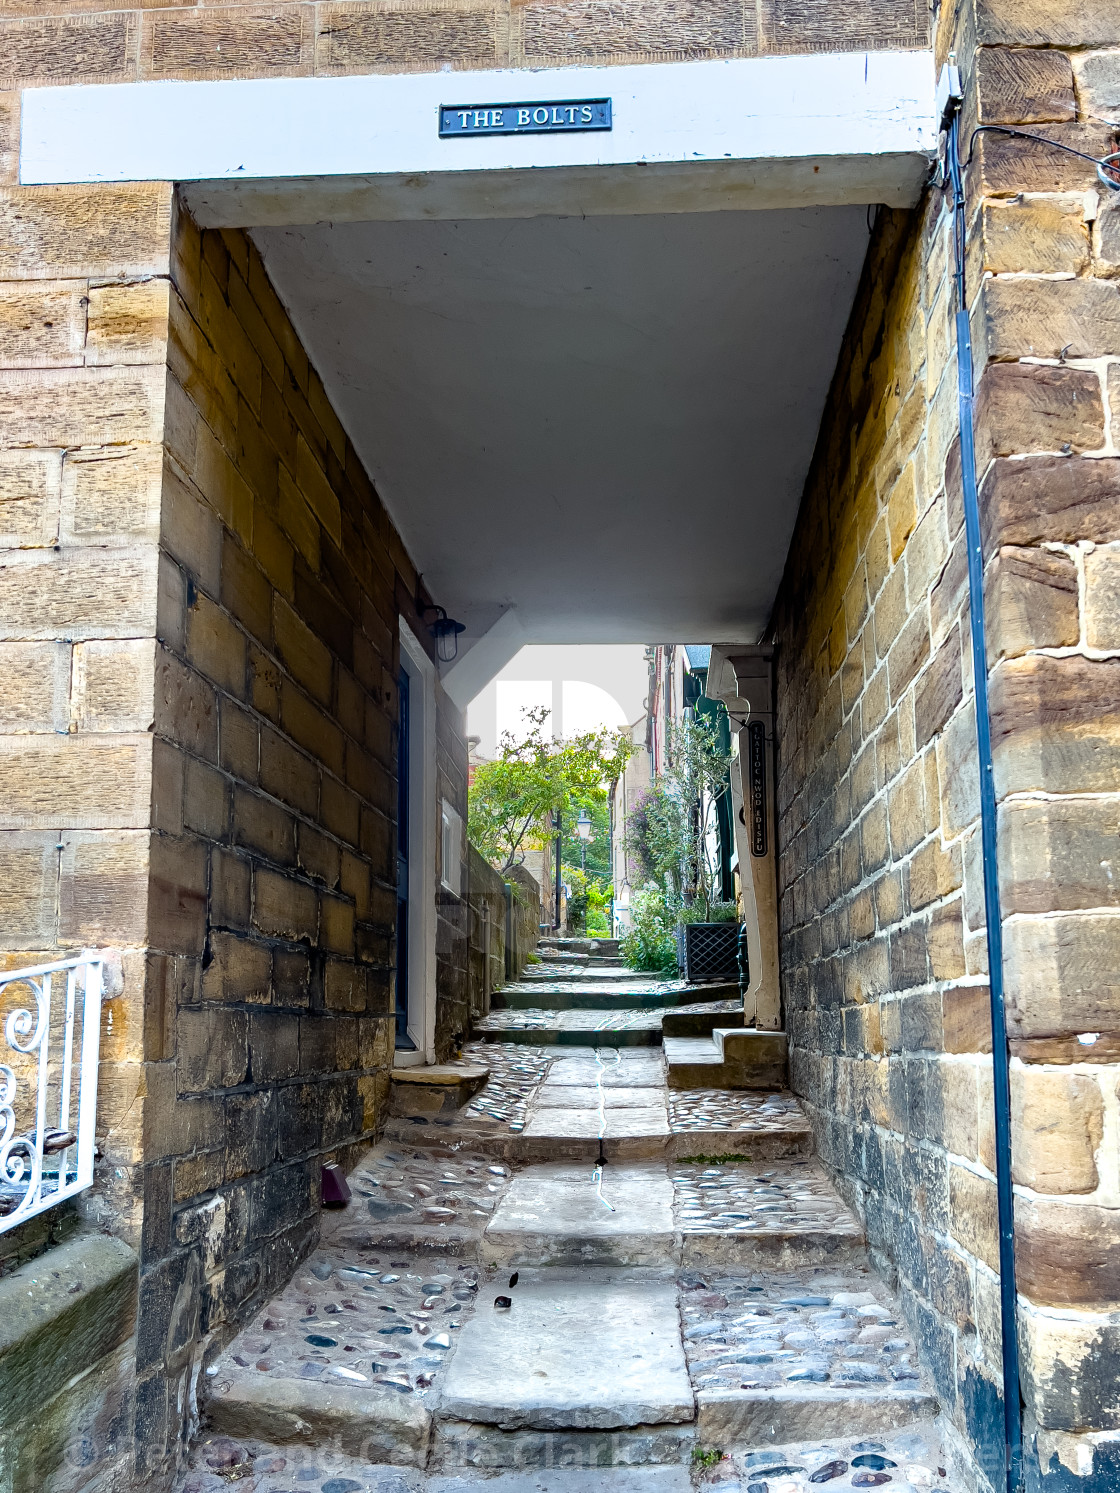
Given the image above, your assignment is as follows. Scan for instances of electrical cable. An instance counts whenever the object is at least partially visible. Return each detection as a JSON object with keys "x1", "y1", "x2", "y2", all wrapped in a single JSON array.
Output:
[
  {"x1": 944, "y1": 101, "x2": 1024, "y2": 1493},
  {"x1": 962, "y1": 124, "x2": 1120, "y2": 193}
]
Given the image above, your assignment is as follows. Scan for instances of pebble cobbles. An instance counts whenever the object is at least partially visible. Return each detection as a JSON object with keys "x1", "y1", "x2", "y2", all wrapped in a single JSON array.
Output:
[
  {"x1": 679, "y1": 1270, "x2": 923, "y2": 1392},
  {"x1": 670, "y1": 1089, "x2": 809, "y2": 1135},
  {"x1": 672, "y1": 1160, "x2": 862, "y2": 1235}
]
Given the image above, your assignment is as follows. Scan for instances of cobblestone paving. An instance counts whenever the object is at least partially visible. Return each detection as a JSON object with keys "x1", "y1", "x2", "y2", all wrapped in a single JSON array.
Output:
[
  {"x1": 205, "y1": 1252, "x2": 480, "y2": 1401},
  {"x1": 179, "y1": 1436, "x2": 417, "y2": 1492},
  {"x1": 697, "y1": 1423, "x2": 958, "y2": 1493},
  {"x1": 204, "y1": 1144, "x2": 511, "y2": 1411},
  {"x1": 458, "y1": 1041, "x2": 552, "y2": 1130},
  {"x1": 474, "y1": 1000, "x2": 741, "y2": 1032},
  {"x1": 344, "y1": 1145, "x2": 511, "y2": 1235},
  {"x1": 672, "y1": 1161, "x2": 861, "y2": 1236},
  {"x1": 679, "y1": 1269, "x2": 923, "y2": 1392},
  {"x1": 181, "y1": 957, "x2": 959, "y2": 1493},
  {"x1": 669, "y1": 1089, "x2": 808, "y2": 1136}
]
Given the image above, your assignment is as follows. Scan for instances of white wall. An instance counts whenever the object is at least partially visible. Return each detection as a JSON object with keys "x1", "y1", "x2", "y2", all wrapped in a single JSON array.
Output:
[{"x1": 467, "y1": 644, "x2": 649, "y2": 757}]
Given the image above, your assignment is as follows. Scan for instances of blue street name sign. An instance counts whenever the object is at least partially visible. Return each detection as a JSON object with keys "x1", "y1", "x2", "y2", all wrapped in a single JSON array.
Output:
[{"x1": 439, "y1": 99, "x2": 612, "y2": 138}]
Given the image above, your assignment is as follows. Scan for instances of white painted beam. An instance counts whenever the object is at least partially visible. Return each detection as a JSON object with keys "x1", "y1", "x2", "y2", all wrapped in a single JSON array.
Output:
[
  {"x1": 440, "y1": 608, "x2": 524, "y2": 710},
  {"x1": 21, "y1": 51, "x2": 935, "y2": 221}
]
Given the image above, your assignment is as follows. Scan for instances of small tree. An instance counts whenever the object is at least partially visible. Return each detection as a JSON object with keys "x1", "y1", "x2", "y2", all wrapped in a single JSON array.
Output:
[{"x1": 468, "y1": 707, "x2": 632, "y2": 874}]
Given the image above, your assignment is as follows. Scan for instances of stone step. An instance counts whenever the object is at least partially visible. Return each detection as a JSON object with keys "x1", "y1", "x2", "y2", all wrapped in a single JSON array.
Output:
[
  {"x1": 696, "y1": 1385, "x2": 937, "y2": 1445},
  {"x1": 679, "y1": 1266, "x2": 937, "y2": 1446},
  {"x1": 430, "y1": 1421, "x2": 696, "y2": 1474},
  {"x1": 484, "y1": 1162, "x2": 677, "y2": 1266},
  {"x1": 204, "y1": 1367, "x2": 433, "y2": 1467},
  {"x1": 660, "y1": 1006, "x2": 745, "y2": 1036},
  {"x1": 389, "y1": 1063, "x2": 490, "y2": 1118},
  {"x1": 493, "y1": 982, "x2": 737, "y2": 1011},
  {"x1": 668, "y1": 1088, "x2": 814, "y2": 1161},
  {"x1": 475, "y1": 1011, "x2": 665, "y2": 1047},
  {"x1": 664, "y1": 1029, "x2": 788, "y2": 1089},
  {"x1": 482, "y1": 1159, "x2": 863, "y2": 1271},
  {"x1": 537, "y1": 938, "x2": 620, "y2": 959},
  {"x1": 435, "y1": 1270, "x2": 694, "y2": 1432},
  {"x1": 671, "y1": 1157, "x2": 865, "y2": 1269},
  {"x1": 517, "y1": 963, "x2": 636, "y2": 982},
  {"x1": 510, "y1": 1052, "x2": 670, "y2": 1157}
]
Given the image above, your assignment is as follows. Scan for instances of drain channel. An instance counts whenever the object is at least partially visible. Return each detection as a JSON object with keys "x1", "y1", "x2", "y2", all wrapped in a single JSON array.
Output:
[{"x1": 592, "y1": 1046, "x2": 620, "y2": 1211}]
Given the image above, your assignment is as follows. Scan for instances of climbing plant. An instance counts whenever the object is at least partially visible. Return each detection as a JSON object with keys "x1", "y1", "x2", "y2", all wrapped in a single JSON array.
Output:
[{"x1": 625, "y1": 711, "x2": 732, "y2": 919}]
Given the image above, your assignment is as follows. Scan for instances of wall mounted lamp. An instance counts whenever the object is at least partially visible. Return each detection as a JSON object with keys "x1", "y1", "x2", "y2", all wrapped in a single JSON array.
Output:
[{"x1": 423, "y1": 605, "x2": 466, "y2": 663}]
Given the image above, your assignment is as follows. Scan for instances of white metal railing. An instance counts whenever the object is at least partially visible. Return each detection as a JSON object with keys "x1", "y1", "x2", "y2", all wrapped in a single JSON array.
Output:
[{"x1": 0, "y1": 954, "x2": 103, "y2": 1234}]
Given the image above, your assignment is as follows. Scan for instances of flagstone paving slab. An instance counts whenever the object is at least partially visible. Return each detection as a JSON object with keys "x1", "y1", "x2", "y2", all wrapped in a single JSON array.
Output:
[
  {"x1": 541, "y1": 1054, "x2": 665, "y2": 1087},
  {"x1": 533, "y1": 1084, "x2": 668, "y2": 1108},
  {"x1": 520, "y1": 1106, "x2": 670, "y2": 1143},
  {"x1": 484, "y1": 1161, "x2": 676, "y2": 1265},
  {"x1": 437, "y1": 1271, "x2": 694, "y2": 1430}
]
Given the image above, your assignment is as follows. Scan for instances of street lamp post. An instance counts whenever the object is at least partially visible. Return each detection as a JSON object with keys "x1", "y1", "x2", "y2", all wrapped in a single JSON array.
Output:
[{"x1": 575, "y1": 807, "x2": 592, "y2": 874}]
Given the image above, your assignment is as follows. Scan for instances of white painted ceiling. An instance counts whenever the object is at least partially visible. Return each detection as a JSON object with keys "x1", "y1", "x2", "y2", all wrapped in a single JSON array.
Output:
[{"x1": 254, "y1": 206, "x2": 870, "y2": 645}]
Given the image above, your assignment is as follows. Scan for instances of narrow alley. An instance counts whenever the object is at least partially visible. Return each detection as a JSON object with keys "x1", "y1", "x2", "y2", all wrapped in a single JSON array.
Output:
[{"x1": 180, "y1": 942, "x2": 959, "y2": 1493}]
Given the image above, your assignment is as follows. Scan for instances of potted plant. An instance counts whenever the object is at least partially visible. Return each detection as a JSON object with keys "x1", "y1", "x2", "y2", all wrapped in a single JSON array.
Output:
[{"x1": 676, "y1": 900, "x2": 742, "y2": 983}]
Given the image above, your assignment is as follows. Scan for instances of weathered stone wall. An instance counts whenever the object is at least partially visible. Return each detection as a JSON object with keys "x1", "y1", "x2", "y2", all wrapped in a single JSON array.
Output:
[
  {"x1": 0, "y1": 175, "x2": 466, "y2": 1486},
  {"x1": 466, "y1": 842, "x2": 505, "y2": 1022},
  {"x1": 0, "y1": 177, "x2": 175, "y2": 1289},
  {"x1": 0, "y1": 0, "x2": 927, "y2": 92},
  {"x1": 508, "y1": 863, "x2": 543, "y2": 968},
  {"x1": 769, "y1": 6, "x2": 1120, "y2": 1487},
  {"x1": 131, "y1": 203, "x2": 423, "y2": 1478},
  {"x1": 436, "y1": 684, "x2": 470, "y2": 1057},
  {"x1": 464, "y1": 847, "x2": 542, "y2": 1024}
]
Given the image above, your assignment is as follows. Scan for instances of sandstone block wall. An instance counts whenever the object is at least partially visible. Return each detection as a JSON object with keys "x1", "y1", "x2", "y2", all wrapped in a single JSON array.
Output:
[
  {"x1": 769, "y1": 5, "x2": 1120, "y2": 1486},
  {"x1": 466, "y1": 843, "x2": 506, "y2": 1022},
  {"x1": 0, "y1": 0, "x2": 927, "y2": 91},
  {"x1": 0, "y1": 179, "x2": 174, "y2": 1273},
  {"x1": 132, "y1": 204, "x2": 412, "y2": 1477},
  {"x1": 0, "y1": 175, "x2": 469, "y2": 1486}
]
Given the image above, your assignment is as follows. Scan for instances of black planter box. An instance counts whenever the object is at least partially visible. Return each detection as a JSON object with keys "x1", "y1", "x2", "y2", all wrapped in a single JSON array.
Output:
[{"x1": 676, "y1": 921, "x2": 740, "y2": 983}]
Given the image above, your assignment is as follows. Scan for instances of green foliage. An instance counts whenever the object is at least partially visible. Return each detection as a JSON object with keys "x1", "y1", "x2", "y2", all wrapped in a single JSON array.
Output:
[
  {"x1": 692, "y1": 1448, "x2": 724, "y2": 1469},
  {"x1": 677, "y1": 900, "x2": 740, "y2": 925},
  {"x1": 565, "y1": 867, "x2": 614, "y2": 936},
  {"x1": 619, "y1": 883, "x2": 678, "y2": 975},
  {"x1": 676, "y1": 1152, "x2": 754, "y2": 1165},
  {"x1": 625, "y1": 713, "x2": 733, "y2": 920},
  {"x1": 561, "y1": 794, "x2": 612, "y2": 883},
  {"x1": 468, "y1": 706, "x2": 632, "y2": 874}
]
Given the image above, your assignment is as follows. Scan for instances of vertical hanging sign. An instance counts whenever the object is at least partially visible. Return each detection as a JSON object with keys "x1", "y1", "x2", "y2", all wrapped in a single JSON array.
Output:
[{"x1": 747, "y1": 721, "x2": 767, "y2": 858}]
